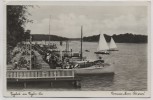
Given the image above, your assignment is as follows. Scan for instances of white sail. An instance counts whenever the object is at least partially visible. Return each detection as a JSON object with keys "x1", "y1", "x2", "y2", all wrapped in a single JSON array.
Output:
[
  {"x1": 97, "y1": 34, "x2": 109, "y2": 51},
  {"x1": 109, "y1": 37, "x2": 117, "y2": 49}
]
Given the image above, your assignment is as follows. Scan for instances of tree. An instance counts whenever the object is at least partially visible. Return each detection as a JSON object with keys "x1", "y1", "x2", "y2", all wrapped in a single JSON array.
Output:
[
  {"x1": 7, "y1": 5, "x2": 32, "y2": 47},
  {"x1": 24, "y1": 30, "x2": 31, "y2": 41},
  {"x1": 7, "y1": 5, "x2": 32, "y2": 64}
]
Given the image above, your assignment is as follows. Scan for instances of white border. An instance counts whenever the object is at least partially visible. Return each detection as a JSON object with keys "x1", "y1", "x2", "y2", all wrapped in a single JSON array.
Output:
[{"x1": 1, "y1": 0, "x2": 152, "y2": 99}]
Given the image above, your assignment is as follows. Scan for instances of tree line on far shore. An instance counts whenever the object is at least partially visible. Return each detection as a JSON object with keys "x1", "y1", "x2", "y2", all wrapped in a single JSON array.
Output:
[
  {"x1": 31, "y1": 33, "x2": 147, "y2": 43},
  {"x1": 31, "y1": 34, "x2": 68, "y2": 41},
  {"x1": 83, "y1": 33, "x2": 147, "y2": 43}
]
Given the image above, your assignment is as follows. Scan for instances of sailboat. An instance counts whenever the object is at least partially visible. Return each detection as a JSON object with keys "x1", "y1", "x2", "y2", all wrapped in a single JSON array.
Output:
[
  {"x1": 94, "y1": 34, "x2": 110, "y2": 54},
  {"x1": 108, "y1": 37, "x2": 118, "y2": 51}
]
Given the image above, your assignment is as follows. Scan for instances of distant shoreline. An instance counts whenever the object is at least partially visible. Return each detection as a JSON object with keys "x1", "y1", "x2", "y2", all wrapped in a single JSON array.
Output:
[{"x1": 31, "y1": 33, "x2": 147, "y2": 43}]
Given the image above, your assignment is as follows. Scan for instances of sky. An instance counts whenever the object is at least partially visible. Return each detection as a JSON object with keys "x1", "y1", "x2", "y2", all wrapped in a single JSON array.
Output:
[{"x1": 25, "y1": 4, "x2": 148, "y2": 38}]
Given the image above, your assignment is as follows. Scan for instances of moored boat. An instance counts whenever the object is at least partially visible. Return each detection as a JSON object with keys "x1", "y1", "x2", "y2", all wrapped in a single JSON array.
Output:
[
  {"x1": 70, "y1": 56, "x2": 114, "y2": 75},
  {"x1": 74, "y1": 64, "x2": 114, "y2": 75}
]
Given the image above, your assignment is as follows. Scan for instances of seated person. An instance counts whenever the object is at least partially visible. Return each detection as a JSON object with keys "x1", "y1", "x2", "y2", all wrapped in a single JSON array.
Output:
[
  {"x1": 94, "y1": 57, "x2": 104, "y2": 63},
  {"x1": 94, "y1": 57, "x2": 104, "y2": 67}
]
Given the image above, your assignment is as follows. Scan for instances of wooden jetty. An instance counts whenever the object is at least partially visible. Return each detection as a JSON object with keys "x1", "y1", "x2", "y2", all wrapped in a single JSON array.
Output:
[
  {"x1": 33, "y1": 50, "x2": 50, "y2": 69},
  {"x1": 7, "y1": 69, "x2": 81, "y2": 88}
]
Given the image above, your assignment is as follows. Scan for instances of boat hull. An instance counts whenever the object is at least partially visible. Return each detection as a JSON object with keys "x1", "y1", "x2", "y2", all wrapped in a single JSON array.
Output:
[
  {"x1": 74, "y1": 64, "x2": 114, "y2": 75},
  {"x1": 94, "y1": 52, "x2": 110, "y2": 54},
  {"x1": 107, "y1": 49, "x2": 119, "y2": 51}
]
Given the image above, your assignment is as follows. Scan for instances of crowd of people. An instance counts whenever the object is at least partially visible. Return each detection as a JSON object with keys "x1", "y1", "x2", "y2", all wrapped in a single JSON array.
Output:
[
  {"x1": 43, "y1": 52, "x2": 77, "y2": 69},
  {"x1": 34, "y1": 44, "x2": 79, "y2": 69}
]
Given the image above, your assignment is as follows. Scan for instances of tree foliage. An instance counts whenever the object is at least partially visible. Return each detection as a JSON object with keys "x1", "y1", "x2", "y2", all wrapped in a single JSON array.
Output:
[
  {"x1": 31, "y1": 34, "x2": 68, "y2": 41},
  {"x1": 7, "y1": 5, "x2": 32, "y2": 64},
  {"x1": 7, "y1": 5, "x2": 32, "y2": 47}
]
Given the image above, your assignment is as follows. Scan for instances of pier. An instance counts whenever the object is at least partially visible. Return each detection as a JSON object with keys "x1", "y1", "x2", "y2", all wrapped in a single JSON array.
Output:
[{"x1": 7, "y1": 69, "x2": 81, "y2": 88}]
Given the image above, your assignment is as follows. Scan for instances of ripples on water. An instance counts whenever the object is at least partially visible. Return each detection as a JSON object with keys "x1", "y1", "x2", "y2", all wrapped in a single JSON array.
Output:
[{"x1": 8, "y1": 42, "x2": 147, "y2": 91}]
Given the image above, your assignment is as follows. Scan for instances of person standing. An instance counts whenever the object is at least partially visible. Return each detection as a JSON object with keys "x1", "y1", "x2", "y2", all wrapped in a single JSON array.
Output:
[
  {"x1": 13, "y1": 60, "x2": 18, "y2": 70},
  {"x1": 46, "y1": 53, "x2": 50, "y2": 63}
]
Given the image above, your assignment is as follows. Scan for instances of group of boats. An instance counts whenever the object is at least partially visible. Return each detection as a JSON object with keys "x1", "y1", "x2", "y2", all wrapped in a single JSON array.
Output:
[
  {"x1": 73, "y1": 33, "x2": 118, "y2": 75},
  {"x1": 35, "y1": 27, "x2": 118, "y2": 75}
]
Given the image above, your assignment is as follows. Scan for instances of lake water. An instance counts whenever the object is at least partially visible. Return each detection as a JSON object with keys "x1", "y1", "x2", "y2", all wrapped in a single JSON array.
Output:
[{"x1": 8, "y1": 41, "x2": 148, "y2": 91}]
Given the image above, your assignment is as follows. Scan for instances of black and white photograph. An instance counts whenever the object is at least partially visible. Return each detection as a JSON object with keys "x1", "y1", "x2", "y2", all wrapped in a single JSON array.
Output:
[{"x1": 4, "y1": 1, "x2": 150, "y2": 97}]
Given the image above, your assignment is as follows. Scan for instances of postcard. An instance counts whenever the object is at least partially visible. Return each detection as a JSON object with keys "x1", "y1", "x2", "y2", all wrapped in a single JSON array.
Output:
[{"x1": 3, "y1": 0, "x2": 151, "y2": 97}]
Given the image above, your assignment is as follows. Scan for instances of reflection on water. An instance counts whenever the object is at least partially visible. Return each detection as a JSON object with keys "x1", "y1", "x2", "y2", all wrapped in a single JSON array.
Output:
[
  {"x1": 80, "y1": 75, "x2": 114, "y2": 91},
  {"x1": 7, "y1": 42, "x2": 147, "y2": 91}
]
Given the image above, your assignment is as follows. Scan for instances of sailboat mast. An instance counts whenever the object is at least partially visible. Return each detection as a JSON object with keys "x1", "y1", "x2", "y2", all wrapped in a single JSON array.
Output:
[
  {"x1": 80, "y1": 26, "x2": 83, "y2": 60},
  {"x1": 49, "y1": 16, "x2": 51, "y2": 45}
]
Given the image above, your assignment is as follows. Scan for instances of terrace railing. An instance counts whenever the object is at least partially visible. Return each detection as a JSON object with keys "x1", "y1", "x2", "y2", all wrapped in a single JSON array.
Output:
[{"x1": 7, "y1": 69, "x2": 75, "y2": 79}]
